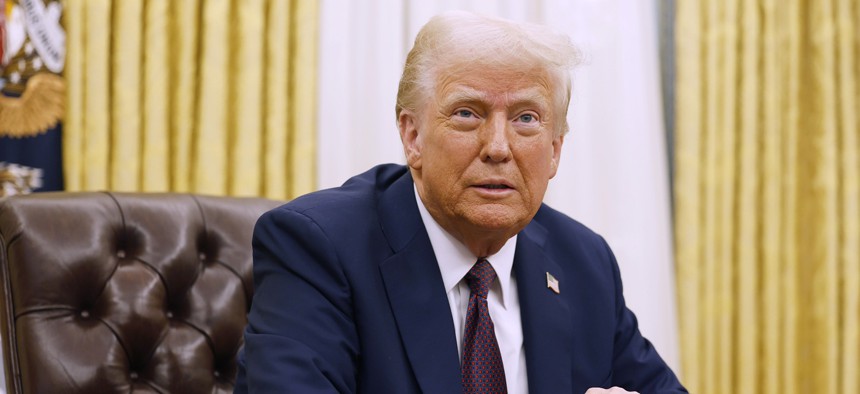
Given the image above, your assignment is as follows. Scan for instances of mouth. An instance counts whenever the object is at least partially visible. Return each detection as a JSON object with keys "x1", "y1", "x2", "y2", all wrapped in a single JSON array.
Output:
[
  {"x1": 472, "y1": 179, "x2": 515, "y2": 194},
  {"x1": 477, "y1": 184, "x2": 512, "y2": 190}
]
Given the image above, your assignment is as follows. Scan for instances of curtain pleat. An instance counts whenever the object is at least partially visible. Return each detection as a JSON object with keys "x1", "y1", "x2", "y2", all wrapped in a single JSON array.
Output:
[
  {"x1": 288, "y1": 0, "x2": 318, "y2": 198},
  {"x1": 675, "y1": 1, "x2": 859, "y2": 393},
  {"x1": 231, "y1": 0, "x2": 265, "y2": 196},
  {"x1": 109, "y1": 0, "x2": 142, "y2": 191},
  {"x1": 837, "y1": 1, "x2": 860, "y2": 393},
  {"x1": 142, "y1": 0, "x2": 170, "y2": 191},
  {"x1": 63, "y1": 0, "x2": 318, "y2": 198},
  {"x1": 82, "y1": 0, "x2": 111, "y2": 190},
  {"x1": 673, "y1": 0, "x2": 702, "y2": 388},
  {"x1": 64, "y1": 0, "x2": 85, "y2": 191},
  {"x1": 759, "y1": 1, "x2": 786, "y2": 393},
  {"x1": 194, "y1": 0, "x2": 230, "y2": 195},
  {"x1": 736, "y1": 0, "x2": 759, "y2": 391},
  {"x1": 264, "y1": 0, "x2": 290, "y2": 200},
  {"x1": 169, "y1": 0, "x2": 200, "y2": 193},
  {"x1": 780, "y1": 1, "x2": 801, "y2": 392}
]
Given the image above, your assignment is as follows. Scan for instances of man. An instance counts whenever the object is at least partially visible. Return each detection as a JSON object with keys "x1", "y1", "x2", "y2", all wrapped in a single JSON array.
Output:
[{"x1": 235, "y1": 11, "x2": 686, "y2": 394}]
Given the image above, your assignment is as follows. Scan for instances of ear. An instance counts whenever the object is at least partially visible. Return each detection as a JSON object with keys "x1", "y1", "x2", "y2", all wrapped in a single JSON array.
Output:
[
  {"x1": 549, "y1": 133, "x2": 564, "y2": 179},
  {"x1": 398, "y1": 110, "x2": 423, "y2": 170}
]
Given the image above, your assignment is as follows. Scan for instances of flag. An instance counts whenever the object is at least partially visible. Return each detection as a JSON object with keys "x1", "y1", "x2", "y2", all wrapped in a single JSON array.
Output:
[
  {"x1": 1, "y1": 0, "x2": 6, "y2": 63},
  {"x1": 0, "y1": 0, "x2": 65, "y2": 196}
]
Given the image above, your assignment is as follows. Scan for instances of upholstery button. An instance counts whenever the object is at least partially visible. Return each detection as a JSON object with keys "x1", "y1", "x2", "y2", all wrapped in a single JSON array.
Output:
[
  {"x1": 80, "y1": 310, "x2": 90, "y2": 318},
  {"x1": 166, "y1": 311, "x2": 174, "y2": 319},
  {"x1": 129, "y1": 371, "x2": 138, "y2": 380},
  {"x1": 116, "y1": 250, "x2": 126, "y2": 258},
  {"x1": 199, "y1": 252, "x2": 206, "y2": 261},
  {"x1": 213, "y1": 370, "x2": 221, "y2": 378}
]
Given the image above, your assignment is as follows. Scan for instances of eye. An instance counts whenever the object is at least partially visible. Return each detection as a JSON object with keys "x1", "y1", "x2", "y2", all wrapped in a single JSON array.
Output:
[
  {"x1": 517, "y1": 113, "x2": 537, "y2": 123},
  {"x1": 454, "y1": 109, "x2": 475, "y2": 118}
]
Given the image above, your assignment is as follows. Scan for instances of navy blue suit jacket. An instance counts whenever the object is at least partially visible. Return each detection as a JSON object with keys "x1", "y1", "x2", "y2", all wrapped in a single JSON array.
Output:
[{"x1": 234, "y1": 164, "x2": 686, "y2": 393}]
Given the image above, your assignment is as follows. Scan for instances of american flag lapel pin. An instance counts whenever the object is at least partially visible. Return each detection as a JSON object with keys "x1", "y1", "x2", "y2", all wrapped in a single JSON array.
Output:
[{"x1": 546, "y1": 272, "x2": 560, "y2": 294}]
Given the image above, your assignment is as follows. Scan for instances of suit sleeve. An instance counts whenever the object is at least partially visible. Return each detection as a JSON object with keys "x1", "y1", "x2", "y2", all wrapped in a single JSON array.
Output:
[
  {"x1": 602, "y1": 238, "x2": 688, "y2": 393},
  {"x1": 235, "y1": 207, "x2": 358, "y2": 393}
]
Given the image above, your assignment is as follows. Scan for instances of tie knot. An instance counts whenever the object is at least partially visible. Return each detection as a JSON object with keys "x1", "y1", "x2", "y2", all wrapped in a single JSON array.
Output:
[{"x1": 465, "y1": 259, "x2": 496, "y2": 299}]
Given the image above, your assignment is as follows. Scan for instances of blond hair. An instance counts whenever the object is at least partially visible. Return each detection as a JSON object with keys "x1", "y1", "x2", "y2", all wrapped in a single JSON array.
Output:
[{"x1": 396, "y1": 11, "x2": 581, "y2": 135}]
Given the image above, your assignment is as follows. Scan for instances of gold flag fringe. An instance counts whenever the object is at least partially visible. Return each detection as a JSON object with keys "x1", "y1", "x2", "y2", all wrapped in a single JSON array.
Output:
[{"x1": 0, "y1": 73, "x2": 66, "y2": 138}]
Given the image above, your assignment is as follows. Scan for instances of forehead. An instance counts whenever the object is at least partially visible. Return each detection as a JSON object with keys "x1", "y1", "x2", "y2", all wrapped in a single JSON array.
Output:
[{"x1": 432, "y1": 62, "x2": 554, "y2": 106}]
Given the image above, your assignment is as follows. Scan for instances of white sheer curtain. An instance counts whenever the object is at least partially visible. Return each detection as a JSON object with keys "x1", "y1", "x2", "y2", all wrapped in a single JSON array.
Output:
[{"x1": 318, "y1": 0, "x2": 680, "y2": 372}]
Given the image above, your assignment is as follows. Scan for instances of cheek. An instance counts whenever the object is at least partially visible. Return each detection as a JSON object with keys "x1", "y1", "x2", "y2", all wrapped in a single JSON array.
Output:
[
  {"x1": 423, "y1": 134, "x2": 476, "y2": 177},
  {"x1": 434, "y1": 133, "x2": 481, "y2": 162},
  {"x1": 515, "y1": 139, "x2": 556, "y2": 171},
  {"x1": 512, "y1": 141, "x2": 558, "y2": 202}
]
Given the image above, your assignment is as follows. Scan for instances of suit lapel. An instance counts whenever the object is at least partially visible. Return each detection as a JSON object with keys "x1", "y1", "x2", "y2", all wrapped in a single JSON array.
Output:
[
  {"x1": 515, "y1": 220, "x2": 573, "y2": 393},
  {"x1": 377, "y1": 171, "x2": 462, "y2": 393},
  {"x1": 376, "y1": 170, "x2": 574, "y2": 393}
]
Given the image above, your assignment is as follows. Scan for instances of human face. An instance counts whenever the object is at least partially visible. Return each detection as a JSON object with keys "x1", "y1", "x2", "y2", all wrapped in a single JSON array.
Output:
[{"x1": 399, "y1": 62, "x2": 564, "y2": 254}]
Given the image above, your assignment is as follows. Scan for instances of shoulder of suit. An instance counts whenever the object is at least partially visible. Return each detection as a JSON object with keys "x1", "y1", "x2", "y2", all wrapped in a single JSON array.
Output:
[
  {"x1": 533, "y1": 203, "x2": 606, "y2": 246},
  {"x1": 266, "y1": 163, "x2": 408, "y2": 223}
]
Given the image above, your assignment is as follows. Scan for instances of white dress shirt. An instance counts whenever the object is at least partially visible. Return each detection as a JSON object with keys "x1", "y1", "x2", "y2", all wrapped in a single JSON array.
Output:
[{"x1": 414, "y1": 187, "x2": 528, "y2": 394}]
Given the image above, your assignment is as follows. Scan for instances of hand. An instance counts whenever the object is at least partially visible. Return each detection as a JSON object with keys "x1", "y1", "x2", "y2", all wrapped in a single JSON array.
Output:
[{"x1": 585, "y1": 387, "x2": 639, "y2": 394}]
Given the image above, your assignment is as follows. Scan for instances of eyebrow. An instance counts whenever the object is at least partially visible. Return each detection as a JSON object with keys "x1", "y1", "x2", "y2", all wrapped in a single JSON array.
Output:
[
  {"x1": 439, "y1": 87, "x2": 488, "y2": 108},
  {"x1": 439, "y1": 86, "x2": 550, "y2": 110}
]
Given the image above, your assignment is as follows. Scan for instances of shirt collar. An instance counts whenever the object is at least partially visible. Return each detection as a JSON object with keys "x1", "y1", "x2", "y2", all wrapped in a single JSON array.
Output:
[{"x1": 413, "y1": 185, "x2": 517, "y2": 308}]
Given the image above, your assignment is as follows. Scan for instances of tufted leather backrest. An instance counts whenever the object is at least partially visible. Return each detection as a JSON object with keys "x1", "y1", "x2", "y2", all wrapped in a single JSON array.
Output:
[{"x1": 0, "y1": 192, "x2": 281, "y2": 394}]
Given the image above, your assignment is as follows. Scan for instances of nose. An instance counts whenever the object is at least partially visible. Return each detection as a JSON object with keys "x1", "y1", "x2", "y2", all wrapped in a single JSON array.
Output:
[{"x1": 480, "y1": 115, "x2": 512, "y2": 163}]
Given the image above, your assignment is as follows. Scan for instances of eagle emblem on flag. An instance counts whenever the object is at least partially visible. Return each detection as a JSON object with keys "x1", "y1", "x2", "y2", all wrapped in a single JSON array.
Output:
[{"x1": 0, "y1": 0, "x2": 65, "y2": 195}]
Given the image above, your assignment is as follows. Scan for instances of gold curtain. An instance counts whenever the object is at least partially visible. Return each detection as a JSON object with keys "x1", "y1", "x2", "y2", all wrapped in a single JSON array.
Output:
[
  {"x1": 62, "y1": 0, "x2": 318, "y2": 199},
  {"x1": 675, "y1": 0, "x2": 859, "y2": 393}
]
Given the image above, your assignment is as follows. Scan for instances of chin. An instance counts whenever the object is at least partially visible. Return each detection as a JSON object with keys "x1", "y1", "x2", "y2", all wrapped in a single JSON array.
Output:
[{"x1": 462, "y1": 206, "x2": 528, "y2": 232}]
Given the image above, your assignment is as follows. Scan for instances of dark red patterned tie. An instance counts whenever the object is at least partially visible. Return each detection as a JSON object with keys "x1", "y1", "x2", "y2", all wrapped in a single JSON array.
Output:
[{"x1": 461, "y1": 259, "x2": 507, "y2": 393}]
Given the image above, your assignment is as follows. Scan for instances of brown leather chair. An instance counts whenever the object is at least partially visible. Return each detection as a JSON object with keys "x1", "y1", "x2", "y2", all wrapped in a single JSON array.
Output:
[{"x1": 0, "y1": 192, "x2": 281, "y2": 393}]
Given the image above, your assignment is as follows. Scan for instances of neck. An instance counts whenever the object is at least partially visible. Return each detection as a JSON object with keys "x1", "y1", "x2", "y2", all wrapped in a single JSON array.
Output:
[
  {"x1": 418, "y1": 206, "x2": 522, "y2": 257},
  {"x1": 447, "y1": 225, "x2": 515, "y2": 258}
]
